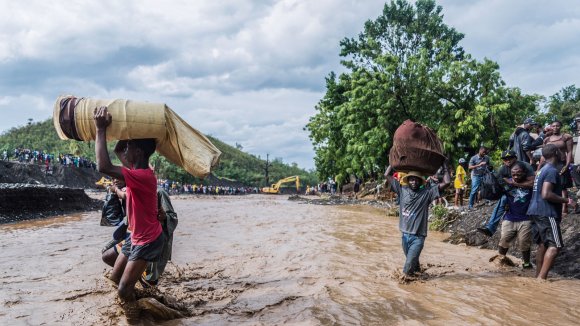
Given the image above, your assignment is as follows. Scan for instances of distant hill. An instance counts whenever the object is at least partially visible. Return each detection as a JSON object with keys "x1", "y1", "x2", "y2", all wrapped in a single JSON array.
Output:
[{"x1": 0, "y1": 119, "x2": 318, "y2": 187}]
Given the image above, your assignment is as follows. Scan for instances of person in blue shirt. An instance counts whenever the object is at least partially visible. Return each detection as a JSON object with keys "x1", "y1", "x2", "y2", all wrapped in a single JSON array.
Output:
[
  {"x1": 495, "y1": 162, "x2": 533, "y2": 269},
  {"x1": 527, "y1": 144, "x2": 575, "y2": 280},
  {"x1": 476, "y1": 150, "x2": 534, "y2": 237}
]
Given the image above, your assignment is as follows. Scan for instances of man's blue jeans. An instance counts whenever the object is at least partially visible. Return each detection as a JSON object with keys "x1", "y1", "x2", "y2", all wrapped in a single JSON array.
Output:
[
  {"x1": 402, "y1": 233, "x2": 425, "y2": 275},
  {"x1": 468, "y1": 175, "x2": 483, "y2": 208},
  {"x1": 484, "y1": 194, "x2": 507, "y2": 234}
]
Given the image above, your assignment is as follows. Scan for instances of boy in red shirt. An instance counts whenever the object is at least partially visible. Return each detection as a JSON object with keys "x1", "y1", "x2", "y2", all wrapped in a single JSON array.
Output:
[{"x1": 94, "y1": 106, "x2": 163, "y2": 324}]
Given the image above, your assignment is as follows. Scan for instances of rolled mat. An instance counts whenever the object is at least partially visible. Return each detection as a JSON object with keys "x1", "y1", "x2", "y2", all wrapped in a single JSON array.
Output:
[
  {"x1": 388, "y1": 119, "x2": 445, "y2": 175},
  {"x1": 53, "y1": 95, "x2": 221, "y2": 178}
]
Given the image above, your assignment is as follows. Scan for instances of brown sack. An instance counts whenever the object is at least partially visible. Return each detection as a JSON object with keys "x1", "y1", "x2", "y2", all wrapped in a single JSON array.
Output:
[
  {"x1": 388, "y1": 119, "x2": 445, "y2": 175},
  {"x1": 53, "y1": 95, "x2": 221, "y2": 178}
]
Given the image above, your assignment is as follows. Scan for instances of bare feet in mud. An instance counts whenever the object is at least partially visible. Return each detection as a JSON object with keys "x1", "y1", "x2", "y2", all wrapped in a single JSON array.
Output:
[
  {"x1": 391, "y1": 269, "x2": 422, "y2": 284},
  {"x1": 391, "y1": 264, "x2": 455, "y2": 284},
  {"x1": 103, "y1": 271, "x2": 118, "y2": 289},
  {"x1": 138, "y1": 297, "x2": 184, "y2": 321},
  {"x1": 101, "y1": 268, "x2": 189, "y2": 324},
  {"x1": 489, "y1": 254, "x2": 517, "y2": 267},
  {"x1": 100, "y1": 262, "x2": 309, "y2": 323}
]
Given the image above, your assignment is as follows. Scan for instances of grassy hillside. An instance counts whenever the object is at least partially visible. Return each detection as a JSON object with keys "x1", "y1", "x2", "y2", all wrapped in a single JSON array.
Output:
[{"x1": 0, "y1": 119, "x2": 318, "y2": 187}]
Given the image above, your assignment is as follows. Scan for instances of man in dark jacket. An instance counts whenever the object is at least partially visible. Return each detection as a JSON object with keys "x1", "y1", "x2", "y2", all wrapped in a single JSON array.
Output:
[{"x1": 509, "y1": 118, "x2": 538, "y2": 163}]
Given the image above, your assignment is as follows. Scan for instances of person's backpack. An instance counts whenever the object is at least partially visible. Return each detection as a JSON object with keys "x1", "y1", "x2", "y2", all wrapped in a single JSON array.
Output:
[
  {"x1": 479, "y1": 171, "x2": 504, "y2": 200},
  {"x1": 100, "y1": 191, "x2": 125, "y2": 226}
]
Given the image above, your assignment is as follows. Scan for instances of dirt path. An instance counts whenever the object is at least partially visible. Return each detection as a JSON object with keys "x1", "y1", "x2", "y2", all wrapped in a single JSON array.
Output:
[{"x1": 1, "y1": 195, "x2": 579, "y2": 325}]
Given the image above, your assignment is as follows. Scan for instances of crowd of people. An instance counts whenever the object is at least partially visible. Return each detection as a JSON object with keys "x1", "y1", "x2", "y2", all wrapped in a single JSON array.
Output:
[
  {"x1": 157, "y1": 179, "x2": 259, "y2": 196},
  {"x1": 385, "y1": 117, "x2": 579, "y2": 281},
  {"x1": 2, "y1": 148, "x2": 96, "y2": 173},
  {"x1": 305, "y1": 178, "x2": 339, "y2": 195},
  {"x1": 452, "y1": 119, "x2": 578, "y2": 211}
]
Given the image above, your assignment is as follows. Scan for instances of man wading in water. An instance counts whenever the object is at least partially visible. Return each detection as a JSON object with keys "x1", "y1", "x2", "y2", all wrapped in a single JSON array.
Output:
[
  {"x1": 94, "y1": 106, "x2": 164, "y2": 324},
  {"x1": 384, "y1": 165, "x2": 451, "y2": 277}
]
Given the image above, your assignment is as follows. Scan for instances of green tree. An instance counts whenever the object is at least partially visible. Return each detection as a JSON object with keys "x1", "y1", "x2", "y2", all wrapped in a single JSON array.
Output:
[
  {"x1": 548, "y1": 85, "x2": 580, "y2": 125},
  {"x1": 307, "y1": 0, "x2": 542, "y2": 181}
]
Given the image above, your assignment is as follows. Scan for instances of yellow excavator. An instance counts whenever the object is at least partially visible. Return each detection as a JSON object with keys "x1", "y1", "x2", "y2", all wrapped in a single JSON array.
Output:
[
  {"x1": 95, "y1": 176, "x2": 113, "y2": 188},
  {"x1": 261, "y1": 176, "x2": 300, "y2": 194}
]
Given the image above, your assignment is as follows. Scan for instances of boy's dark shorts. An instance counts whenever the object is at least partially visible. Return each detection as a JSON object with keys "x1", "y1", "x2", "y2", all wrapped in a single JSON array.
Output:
[
  {"x1": 119, "y1": 237, "x2": 132, "y2": 256},
  {"x1": 122, "y1": 233, "x2": 166, "y2": 262},
  {"x1": 531, "y1": 215, "x2": 563, "y2": 248}
]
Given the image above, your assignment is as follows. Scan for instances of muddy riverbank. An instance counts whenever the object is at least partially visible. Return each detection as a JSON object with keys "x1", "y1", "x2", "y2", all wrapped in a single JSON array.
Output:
[
  {"x1": 435, "y1": 202, "x2": 580, "y2": 279},
  {"x1": 0, "y1": 160, "x2": 103, "y2": 189},
  {"x1": 0, "y1": 183, "x2": 101, "y2": 224},
  {"x1": 1, "y1": 195, "x2": 579, "y2": 325}
]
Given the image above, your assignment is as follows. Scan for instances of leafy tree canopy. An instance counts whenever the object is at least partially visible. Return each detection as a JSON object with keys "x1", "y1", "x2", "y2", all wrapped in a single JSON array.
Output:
[
  {"x1": 307, "y1": 0, "x2": 543, "y2": 183},
  {"x1": 548, "y1": 85, "x2": 580, "y2": 128}
]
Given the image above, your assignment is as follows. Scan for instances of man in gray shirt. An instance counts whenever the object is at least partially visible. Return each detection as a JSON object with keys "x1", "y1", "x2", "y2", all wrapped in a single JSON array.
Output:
[
  {"x1": 385, "y1": 165, "x2": 451, "y2": 276},
  {"x1": 468, "y1": 146, "x2": 490, "y2": 208}
]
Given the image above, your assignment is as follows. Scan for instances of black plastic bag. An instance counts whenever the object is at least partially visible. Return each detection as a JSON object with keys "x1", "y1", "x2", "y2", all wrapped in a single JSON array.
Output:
[
  {"x1": 480, "y1": 171, "x2": 504, "y2": 201},
  {"x1": 100, "y1": 192, "x2": 125, "y2": 226}
]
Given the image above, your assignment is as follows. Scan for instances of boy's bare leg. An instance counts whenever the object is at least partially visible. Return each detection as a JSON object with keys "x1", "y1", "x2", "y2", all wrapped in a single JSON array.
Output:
[
  {"x1": 535, "y1": 243, "x2": 546, "y2": 278},
  {"x1": 102, "y1": 247, "x2": 119, "y2": 267},
  {"x1": 118, "y1": 260, "x2": 149, "y2": 324},
  {"x1": 110, "y1": 253, "x2": 129, "y2": 284},
  {"x1": 538, "y1": 247, "x2": 559, "y2": 280},
  {"x1": 119, "y1": 259, "x2": 149, "y2": 299}
]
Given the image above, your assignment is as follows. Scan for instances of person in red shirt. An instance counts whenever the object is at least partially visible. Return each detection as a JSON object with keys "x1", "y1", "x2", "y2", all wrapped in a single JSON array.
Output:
[{"x1": 94, "y1": 106, "x2": 163, "y2": 324}]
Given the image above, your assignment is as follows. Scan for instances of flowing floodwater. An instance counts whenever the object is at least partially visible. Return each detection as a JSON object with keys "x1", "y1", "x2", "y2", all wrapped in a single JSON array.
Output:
[{"x1": 1, "y1": 194, "x2": 579, "y2": 325}]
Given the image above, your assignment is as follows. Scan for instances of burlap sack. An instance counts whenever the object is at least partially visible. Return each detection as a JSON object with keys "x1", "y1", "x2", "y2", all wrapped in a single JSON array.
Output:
[
  {"x1": 53, "y1": 95, "x2": 221, "y2": 178},
  {"x1": 388, "y1": 119, "x2": 445, "y2": 175}
]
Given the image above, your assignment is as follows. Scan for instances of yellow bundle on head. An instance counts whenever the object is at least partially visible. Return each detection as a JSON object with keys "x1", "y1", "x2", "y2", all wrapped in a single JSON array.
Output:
[{"x1": 53, "y1": 95, "x2": 221, "y2": 178}]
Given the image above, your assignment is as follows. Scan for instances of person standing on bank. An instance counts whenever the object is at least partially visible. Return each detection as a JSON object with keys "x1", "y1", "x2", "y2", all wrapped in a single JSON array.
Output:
[
  {"x1": 384, "y1": 165, "x2": 451, "y2": 276},
  {"x1": 94, "y1": 106, "x2": 164, "y2": 324},
  {"x1": 454, "y1": 158, "x2": 467, "y2": 208},
  {"x1": 538, "y1": 120, "x2": 574, "y2": 215},
  {"x1": 468, "y1": 146, "x2": 490, "y2": 209},
  {"x1": 508, "y1": 118, "x2": 537, "y2": 163},
  {"x1": 527, "y1": 144, "x2": 573, "y2": 280},
  {"x1": 476, "y1": 150, "x2": 534, "y2": 237}
]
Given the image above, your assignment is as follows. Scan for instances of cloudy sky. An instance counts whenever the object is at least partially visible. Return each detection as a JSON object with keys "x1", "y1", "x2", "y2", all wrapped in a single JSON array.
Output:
[{"x1": 0, "y1": 0, "x2": 579, "y2": 169}]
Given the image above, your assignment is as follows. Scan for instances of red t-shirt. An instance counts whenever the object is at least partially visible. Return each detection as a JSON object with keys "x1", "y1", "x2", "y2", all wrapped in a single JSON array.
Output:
[{"x1": 122, "y1": 167, "x2": 161, "y2": 246}]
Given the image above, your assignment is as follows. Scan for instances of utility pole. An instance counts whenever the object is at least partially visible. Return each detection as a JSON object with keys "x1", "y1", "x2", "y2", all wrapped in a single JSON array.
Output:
[{"x1": 264, "y1": 153, "x2": 271, "y2": 186}]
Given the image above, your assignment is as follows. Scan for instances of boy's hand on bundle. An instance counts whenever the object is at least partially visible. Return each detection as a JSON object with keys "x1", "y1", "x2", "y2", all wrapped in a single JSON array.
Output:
[{"x1": 93, "y1": 106, "x2": 112, "y2": 130}]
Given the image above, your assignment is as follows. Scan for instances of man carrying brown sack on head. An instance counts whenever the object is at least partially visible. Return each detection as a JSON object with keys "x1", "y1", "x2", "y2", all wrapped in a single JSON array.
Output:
[{"x1": 384, "y1": 165, "x2": 450, "y2": 276}]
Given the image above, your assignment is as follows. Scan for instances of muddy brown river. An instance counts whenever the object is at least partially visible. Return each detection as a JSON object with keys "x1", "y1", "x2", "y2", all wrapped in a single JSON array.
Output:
[{"x1": 1, "y1": 194, "x2": 579, "y2": 325}]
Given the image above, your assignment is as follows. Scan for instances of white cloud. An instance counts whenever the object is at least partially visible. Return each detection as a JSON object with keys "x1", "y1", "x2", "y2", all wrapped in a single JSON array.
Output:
[
  {"x1": 438, "y1": 0, "x2": 580, "y2": 95},
  {"x1": 1, "y1": 0, "x2": 580, "y2": 170}
]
